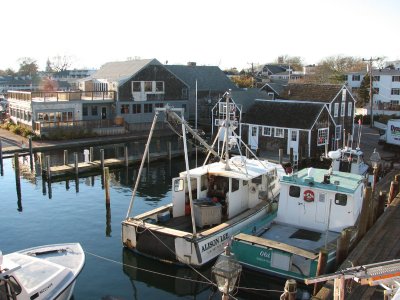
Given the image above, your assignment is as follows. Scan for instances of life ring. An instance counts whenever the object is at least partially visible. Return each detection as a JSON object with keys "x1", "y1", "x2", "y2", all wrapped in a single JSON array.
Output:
[{"x1": 303, "y1": 190, "x2": 315, "y2": 202}]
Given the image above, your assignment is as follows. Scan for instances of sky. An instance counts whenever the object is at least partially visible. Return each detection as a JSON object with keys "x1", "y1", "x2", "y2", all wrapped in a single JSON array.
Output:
[{"x1": 2, "y1": 0, "x2": 400, "y2": 72}]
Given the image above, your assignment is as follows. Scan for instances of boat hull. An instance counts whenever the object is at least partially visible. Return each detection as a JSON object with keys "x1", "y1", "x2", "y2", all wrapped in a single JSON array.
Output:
[{"x1": 122, "y1": 203, "x2": 272, "y2": 267}]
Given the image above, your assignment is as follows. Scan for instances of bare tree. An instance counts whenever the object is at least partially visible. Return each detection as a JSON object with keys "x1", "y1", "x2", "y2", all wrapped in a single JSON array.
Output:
[
  {"x1": 274, "y1": 55, "x2": 304, "y2": 71},
  {"x1": 51, "y1": 55, "x2": 74, "y2": 72}
]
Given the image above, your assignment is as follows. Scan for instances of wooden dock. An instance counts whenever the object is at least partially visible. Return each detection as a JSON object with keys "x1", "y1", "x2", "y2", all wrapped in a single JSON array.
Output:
[{"x1": 312, "y1": 170, "x2": 400, "y2": 300}]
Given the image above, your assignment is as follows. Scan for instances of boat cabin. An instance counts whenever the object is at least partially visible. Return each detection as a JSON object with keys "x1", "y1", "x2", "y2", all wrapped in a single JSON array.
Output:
[
  {"x1": 277, "y1": 167, "x2": 365, "y2": 232},
  {"x1": 328, "y1": 147, "x2": 369, "y2": 176}
]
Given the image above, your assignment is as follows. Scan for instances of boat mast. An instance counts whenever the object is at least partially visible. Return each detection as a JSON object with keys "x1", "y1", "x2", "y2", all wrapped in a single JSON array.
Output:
[{"x1": 223, "y1": 90, "x2": 231, "y2": 171}]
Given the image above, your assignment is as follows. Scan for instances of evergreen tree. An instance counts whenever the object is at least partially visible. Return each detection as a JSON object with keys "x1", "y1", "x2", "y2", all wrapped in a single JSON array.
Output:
[{"x1": 358, "y1": 73, "x2": 370, "y2": 108}]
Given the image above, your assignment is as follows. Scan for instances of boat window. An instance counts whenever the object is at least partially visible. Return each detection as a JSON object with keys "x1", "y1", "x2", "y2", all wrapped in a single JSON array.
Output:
[
  {"x1": 232, "y1": 178, "x2": 239, "y2": 192},
  {"x1": 201, "y1": 175, "x2": 208, "y2": 191},
  {"x1": 0, "y1": 276, "x2": 22, "y2": 298},
  {"x1": 335, "y1": 193, "x2": 347, "y2": 206},
  {"x1": 174, "y1": 179, "x2": 184, "y2": 192},
  {"x1": 289, "y1": 186, "x2": 300, "y2": 198},
  {"x1": 252, "y1": 176, "x2": 262, "y2": 185},
  {"x1": 243, "y1": 180, "x2": 248, "y2": 186}
]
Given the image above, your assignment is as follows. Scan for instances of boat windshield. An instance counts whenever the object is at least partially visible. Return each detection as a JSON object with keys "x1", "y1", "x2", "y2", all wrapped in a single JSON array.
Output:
[{"x1": 0, "y1": 276, "x2": 22, "y2": 299}]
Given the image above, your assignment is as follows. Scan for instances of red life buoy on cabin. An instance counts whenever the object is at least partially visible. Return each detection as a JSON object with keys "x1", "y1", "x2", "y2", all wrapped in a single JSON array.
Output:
[{"x1": 303, "y1": 190, "x2": 315, "y2": 202}]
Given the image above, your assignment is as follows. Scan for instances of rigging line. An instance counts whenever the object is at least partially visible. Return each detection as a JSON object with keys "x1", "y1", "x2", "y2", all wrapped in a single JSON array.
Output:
[{"x1": 84, "y1": 250, "x2": 215, "y2": 286}]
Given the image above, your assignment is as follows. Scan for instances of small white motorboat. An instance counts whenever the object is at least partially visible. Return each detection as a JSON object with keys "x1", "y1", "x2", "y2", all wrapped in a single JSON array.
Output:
[{"x1": 0, "y1": 243, "x2": 85, "y2": 300}]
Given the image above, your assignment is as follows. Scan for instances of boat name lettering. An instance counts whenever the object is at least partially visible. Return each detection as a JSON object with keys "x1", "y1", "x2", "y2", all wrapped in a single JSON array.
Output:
[
  {"x1": 259, "y1": 250, "x2": 271, "y2": 259},
  {"x1": 40, "y1": 283, "x2": 53, "y2": 294},
  {"x1": 201, "y1": 233, "x2": 229, "y2": 252}
]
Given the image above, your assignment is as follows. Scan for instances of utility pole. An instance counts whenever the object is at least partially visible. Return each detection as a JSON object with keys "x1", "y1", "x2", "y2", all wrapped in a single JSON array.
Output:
[{"x1": 362, "y1": 57, "x2": 380, "y2": 128}]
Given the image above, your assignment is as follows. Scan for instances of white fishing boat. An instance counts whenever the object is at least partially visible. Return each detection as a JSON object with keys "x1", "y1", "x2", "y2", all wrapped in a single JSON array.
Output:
[
  {"x1": 0, "y1": 243, "x2": 85, "y2": 300},
  {"x1": 122, "y1": 91, "x2": 284, "y2": 267},
  {"x1": 327, "y1": 147, "x2": 369, "y2": 176},
  {"x1": 231, "y1": 167, "x2": 366, "y2": 280}
]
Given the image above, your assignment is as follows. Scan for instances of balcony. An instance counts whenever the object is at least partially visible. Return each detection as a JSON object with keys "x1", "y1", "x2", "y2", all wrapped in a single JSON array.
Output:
[{"x1": 7, "y1": 90, "x2": 116, "y2": 102}]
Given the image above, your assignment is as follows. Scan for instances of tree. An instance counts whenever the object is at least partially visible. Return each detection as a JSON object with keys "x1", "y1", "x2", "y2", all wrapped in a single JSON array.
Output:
[
  {"x1": 17, "y1": 57, "x2": 39, "y2": 77},
  {"x1": 50, "y1": 55, "x2": 74, "y2": 72},
  {"x1": 274, "y1": 55, "x2": 303, "y2": 71},
  {"x1": 357, "y1": 73, "x2": 370, "y2": 108},
  {"x1": 45, "y1": 58, "x2": 53, "y2": 73},
  {"x1": 230, "y1": 75, "x2": 254, "y2": 88}
]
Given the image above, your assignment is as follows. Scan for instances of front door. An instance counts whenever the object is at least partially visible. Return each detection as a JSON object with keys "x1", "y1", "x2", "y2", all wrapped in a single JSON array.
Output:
[
  {"x1": 287, "y1": 129, "x2": 299, "y2": 155},
  {"x1": 248, "y1": 125, "x2": 259, "y2": 150},
  {"x1": 101, "y1": 107, "x2": 107, "y2": 119}
]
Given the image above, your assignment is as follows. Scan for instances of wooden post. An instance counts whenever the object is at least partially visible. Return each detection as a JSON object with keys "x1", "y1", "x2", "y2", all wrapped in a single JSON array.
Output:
[
  {"x1": 100, "y1": 149, "x2": 105, "y2": 170},
  {"x1": 0, "y1": 139, "x2": 3, "y2": 176},
  {"x1": 64, "y1": 150, "x2": 68, "y2": 165},
  {"x1": 104, "y1": 167, "x2": 110, "y2": 205},
  {"x1": 14, "y1": 153, "x2": 21, "y2": 202},
  {"x1": 333, "y1": 275, "x2": 345, "y2": 300},
  {"x1": 313, "y1": 249, "x2": 327, "y2": 295},
  {"x1": 124, "y1": 145, "x2": 129, "y2": 167},
  {"x1": 46, "y1": 156, "x2": 51, "y2": 181},
  {"x1": 89, "y1": 147, "x2": 93, "y2": 162},
  {"x1": 147, "y1": 146, "x2": 150, "y2": 165},
  {"x1": 66, "y1": 179, "x2": 70, "y2": 191},
  {"x1": 388, "y1": 181, "x2": 399, "y2": 205},
  {"x1": 168, "y1": 141, "x2": 172, "y2": 161},
  {"x1": 357, "y1": 187, "x2": 372, "y2": 241},
  {"x1": 372, "y1": 167, "x2": 378, "y2": 192},
  {"x1": 283, "y1": 279, "x2": 297, "y2": 300},
  {"x1": 289, "y1": 147, "x2": 293, "y2": 165},
  {"x1": 279, "y1": 148, "x2": 283, "y2": 164},
  {"x1": 74, "y1": 152, "x2": 79, "y2": 176},
  {"x1": 28, "y1": 136, "x2": 33, "y2": 171},
  {"x1": 376, "y1": 191, "x2": 387, "y2": 220},
  {"x1": 40, "y1": 153, "x2": 45, "y2": 175},
  {"x1": 335, "y1": 228, "x2": 351, "y2": 268},
  {"x1": 367, "y1": 187, "x2": 376, "y2": 230}
]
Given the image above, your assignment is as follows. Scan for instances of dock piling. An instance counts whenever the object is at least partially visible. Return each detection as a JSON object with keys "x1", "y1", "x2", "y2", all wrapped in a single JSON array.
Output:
[
  {"x1": 124, "y1": 145, "x2": 129, "y2": 167},
  {"x1": 376, "y1": 191, "x2": 387, "y2": 220},
  {"x1": 46, "y1": 156, "x2": 51, "y2": 181},
  {"x1": 313, "y1": 249, "x2": 328, "y2": 296},
  {"x1": 104, "y1": 167, "x2": 110, "y2": 205},
  {"x1": 388, "y1": 180, "x2": 399, "y2": 205},
  {"x1": 28, "y1": 136, "x2": 33, "y2": 172},
  {"x1": 100, "y1": 149, "x2": 105, "y2": 171},
  {"x1": 14, "y1": 153, "x2": 22, "y2": 203},
  {"x1": 357, "y1": 187, "x2": 372, "y2": 241},
  {"x1": 74, "y1": 152, "x2": 79, "y2": 176},
  {"x1": 89, "y1": 147, "x2": 93, "y2": 162},
  {"x1": 335, "y1": 228, "x2": 351, "y2": 268},
  {"x1": 0, "y1": 139, "x2": 3, "y2": 176},
  {"x1": 168, "y1": 141, "x2": 172, "y2": 161},
  {"x1": 64, "y1": 150, "x2": 68, "y2": 165}
]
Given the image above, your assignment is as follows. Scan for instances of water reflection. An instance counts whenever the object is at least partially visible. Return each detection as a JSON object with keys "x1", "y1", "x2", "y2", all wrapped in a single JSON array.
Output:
[{"x1": 122, "y1": 249, "x2": 214, "y2": 299}]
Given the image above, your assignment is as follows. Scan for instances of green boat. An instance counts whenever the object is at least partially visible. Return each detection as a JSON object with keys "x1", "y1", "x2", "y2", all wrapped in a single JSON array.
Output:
[{"x1": 231, "y1": 167, "x2": 366, "y2": 280}]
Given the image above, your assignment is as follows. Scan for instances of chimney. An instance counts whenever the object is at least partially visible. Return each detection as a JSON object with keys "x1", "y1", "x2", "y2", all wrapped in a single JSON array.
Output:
[{"x1": 187, "y1": 62, "x2": 196, "y2": 67}]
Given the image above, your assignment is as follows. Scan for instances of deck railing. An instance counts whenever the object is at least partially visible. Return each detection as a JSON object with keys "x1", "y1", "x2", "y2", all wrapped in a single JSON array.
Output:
[{"x1": 8, "y1": 90, "x2": 116, "y2": 102}]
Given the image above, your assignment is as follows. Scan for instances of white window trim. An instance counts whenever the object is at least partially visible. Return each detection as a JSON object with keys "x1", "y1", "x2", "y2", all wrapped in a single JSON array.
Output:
[
  {"x1": 262, "y1": 126, "x2": 272, "y2": 136},
  {"x1": 214, "y1": 119, "x2": 220, "y2": 126},
  {"x1": 348, "y1": 102, "x2": 352, "y2": 117},
  {"x1": 318, "y1": 128, "x2": 328, "y2": 146},
  {"x1": 334, "y1": 103, "x2": 339, "y2": 117},
  {"x1": 335, "y1": 125, "x2": 342, "y2": 140},
  {"x1": 274, "y1": 128, "x2": 284, "y2": 138},
  {"x1": 341, "y1": 102, "x2": 345, "y2": 117}
]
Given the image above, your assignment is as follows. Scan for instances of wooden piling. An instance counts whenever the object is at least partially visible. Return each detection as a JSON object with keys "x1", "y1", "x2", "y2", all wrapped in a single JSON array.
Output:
[
  {"x1": 28, "y1": 136, "x2": 33, "y2": 171},
  {"x1": 46, "y1": 156, "x2": 51, "y2": 181},
  {"x1": 104, "y1": 167, "x2": 110, "y2": 205},
  {"x1": 289, "y1": 147, "x2": 293, "y2": 165},
  {"x1": 64, "y1": 150, "x2": 68, "y2": 165},
  {"x1": 74, "y1": 152, "x2": 79, "y2": 176},
  {"x1": 279, "y1": 148, "x2": 283, "y2": 164},
  {"x1": 89, "y1": 147, "x2": 93, "y2": 162},
  {"x1": 14, "y1": 153, "x2": 21, "y2": 202},
  {"x1": 124, "y1": 145, "x2": 129, "y2": 167},
  {"x1": 376, "y1": 191, "x2": 387, "y2": 220},
  {"x1": 335, "y1": 228, "x2": 351, "y2": 269},
  {"x1": 388, "y1": 180, "x2": 399, "y2": 205},
  {"x1": 357, "y1": 187, "x2": 372, "y2": 241},
  {"x1": 40, "y1": 153, "x2": 45, "y2": 174},
  {"x1": 313, "y1": 249, "x2": 328, "y2": 296},
  {"x1": 168, "y1": 141, "x2": 172, "y2": 161},
  {"x1": 100, "y1": 149, "x2": 105, "y2": 171},
  {"x1": 0, "y1": 139, "x2": 3, "y2": 176},
  {"x1": 66, "y1": 179, "x2": 70, "y2": 191},
  {"x1": 147, "y1": 146, "x2": 150, "y2": 165}
]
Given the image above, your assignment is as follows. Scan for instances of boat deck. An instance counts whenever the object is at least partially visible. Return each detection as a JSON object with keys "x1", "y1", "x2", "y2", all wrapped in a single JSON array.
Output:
[{"x1": 259, "y1": 222, "x2": 340, "y2": 253}]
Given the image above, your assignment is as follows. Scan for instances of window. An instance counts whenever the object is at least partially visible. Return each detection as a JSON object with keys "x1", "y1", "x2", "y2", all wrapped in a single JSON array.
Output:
[
  {"x1": 91, "y1": 106, "x2": 98, "y2": 116},
  {"x1": 373, "y1": 75, "x2": 380, "y2": 81},
  {"x1": 348, "y1": 102, "x2": 352, "y2": 117},
  {"x1": 289, "y1": 186, "x2": 300, "y2": 198},
  {"x1": 83, "y1": 105, "x2": 88, "y2": 116},
  {"x1": 373, "y1": 88, "x2": 379, "y2": 95},
  {"x1": 154, "y1": 103, "x2": 164, "y2": 108},
  {"x1": 318, "y1": 128, "x2": 328, "y2": 145},
  {"x1": 342, "y1": 89, "x2": 346, "y2": 102},
  {"x1": 334, "y1": 103, "x2": 339, "y2": 117},
  {"x1": 291, "y1": 130, "x2": 297, "y2": 142},
  {"x1": 352, "y1": 75, "x2": 360, "y2": 81},
  {"x1": 343, "y1": 75, "x2": 348, "y2": 81},
  {"x1": 156, "y1": 81, "x2": 164, "y2": 92},
  {"x1": 232, "y1": 178, "x2": 239, "y2": 192},
  {"x1": 335, "y1": 125, "x2": 342, "y2": 140},
  {"x1": 262, "y1": 126, "x2": 272, "y2": 136},
  {"x1": 182, "y1": 88, "x2": 188, "y2": 99},
  {"x1": 391, "y1": 88, "x2": 400, "y2": 95},
  {"x1": 274, "y1": 128, "x2": 284, "y2": 138},
  {"x1": 252, "y1": 176, "x2": 262, "y2": 185},
  {"x1": 132, "y1": 81, "x2": 141, "y2": 92},
  {"x1": 392, "y1": 76, "x2": 400, "y2": 82},
  {"x1": 174, "y1": 179, "x2": 184, "y2": 192},
  {"x1": 335, "y1": 193, "x2": 347, "y2": 206},
  {"x1": 214, "y1": 119, "x2": 220, "y2": 126},
  {"x1": 121, "y1": 104, "x2": 129, "y2": 114},
  {"x1": 144, "y1": 81, "x2": 152, "y2": 92},
  {"x1": 132, "y1": 104, "x2": 141, "y2": 114},
  {"x1": 340, "y1": 102, "x2": 345, "y2": 117},
  {"x1": 144, "y1": 103, "x2": 153, "y2": 113}
]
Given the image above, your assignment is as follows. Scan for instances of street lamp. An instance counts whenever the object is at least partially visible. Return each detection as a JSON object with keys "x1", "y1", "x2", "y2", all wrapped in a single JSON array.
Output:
[
  {"x1": 370, "y1": 148, "x2": 381, "y2": 190},
  {"x1": 212, "y1": 246, "x2": 242, "y2": 300}
]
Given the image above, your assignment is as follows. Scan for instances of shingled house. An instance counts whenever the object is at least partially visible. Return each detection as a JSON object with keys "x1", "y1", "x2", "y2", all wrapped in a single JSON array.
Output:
[
  {"x1": 241, "y1": 100, "x2": 336, "y2": 161},
  {"x1": 261, "y1": 83, "x2": 356, "y2": 143}
]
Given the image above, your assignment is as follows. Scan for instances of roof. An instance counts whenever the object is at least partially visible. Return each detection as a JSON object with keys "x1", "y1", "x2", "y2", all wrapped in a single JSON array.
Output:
[
  {"x1": 261, "y1": 82, "x2": 286, "y2": 95},
  {"x1": 281, "y1": 168, "x2": 364, "y2": 194},
  {"x1": 91, "y1": 58, "x2": 161, "y2": 84},
  {"x1": 347, "y1": 69, "x2": 400, "y2": 76},
  {"x1": 243, "y1": 100, "x2": 325, "y2": 129},
  {"x1": 261, "y1": 64, "x2": 289, "y2": 74},
  {"x1": 165, "y1": 65, "x2": 237, "y2": 91},
  {"x1": 279, "y1": 83, "x2": 343, "y2": 103},
  {"x1": 229, "y1": 88, "x2": 272, "y2": 112}
]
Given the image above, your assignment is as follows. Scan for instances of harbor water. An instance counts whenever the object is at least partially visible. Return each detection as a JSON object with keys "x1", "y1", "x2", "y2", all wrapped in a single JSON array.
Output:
[{"x1": 0, "y1": 147, "x2": 292, "y2": 300}]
